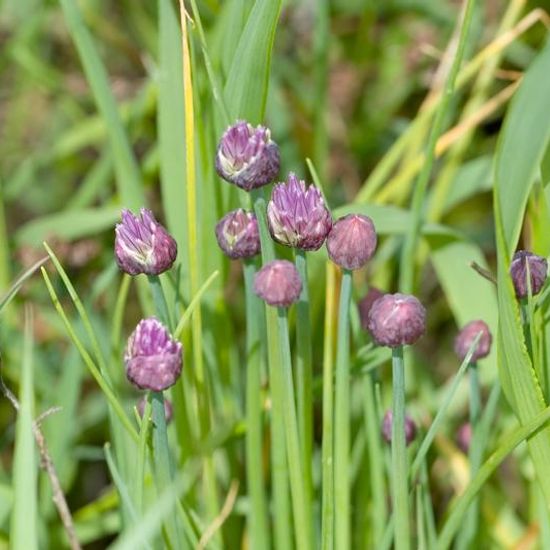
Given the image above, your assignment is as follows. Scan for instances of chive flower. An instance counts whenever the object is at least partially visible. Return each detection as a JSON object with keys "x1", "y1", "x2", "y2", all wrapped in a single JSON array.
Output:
[
  {"x1": 382, "y1": 410, "x2": 417, "y2": 446},
  {"x1": 253, "y1": 259, "x2": 302, "y2": 307},
  {"x1": 509, "y1": 250, "x2": 548, "y2": 299},
  {"x1": 215, "y1": 120, "x2": 280, "y2": 191},
  {"x1": 267, "y1": 173, "x2": 332, "y2": 251},
  {"x1": 215, "y1": 209, "x2": 260, "y2": 260},
  {"x1": 125, "y1": 317, "x2": 183, "y2": 392},
  {"x1": 358, "y1": 287, "x2": 384, "y2": 331},
  {"x1": 454, "y1": 320, "x2": 492, "y2": 363},
  {"x1": 115, "y1": 208, "x2": 177, "y2": 276},
  {"x1": 367, "y1": 293, "x2": 426, "y2": 347},
  {"x1": 137, "y1": 396, "x2": 173, "y2": 424},
  {"x1": 456, "y1": 422, "x2": 472, "y2": 454},
  {"x1": 326, "y1": 214, "x2": 377, "y2": 270}
]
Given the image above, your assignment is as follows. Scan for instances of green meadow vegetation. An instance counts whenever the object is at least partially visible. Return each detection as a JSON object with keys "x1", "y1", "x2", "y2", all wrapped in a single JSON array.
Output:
[{"x1": 1, "y1": 0, "x2": 550, "y2": 548}]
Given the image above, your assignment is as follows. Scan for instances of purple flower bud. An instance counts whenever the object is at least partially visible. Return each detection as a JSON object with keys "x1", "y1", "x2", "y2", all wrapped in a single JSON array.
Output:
[
  {"x1": 253, "y1": 259, "x2": 302, "y2": 307},
  {"x1": 367, "y1": 293, "x2": 426, "y2": 347},
  {"x1": 454, "y1": 320, "x2": 492, "y2": 363},
  {"x1": 215, "y1": 121, "x2": 280, "y2": 191},
  {"x1": 267, "y1": 173, "x2": 332, "y2": 251},
  {"x1": 456, "y1": 422, "x2": 472, "y2": 454},
  {"x1": 137, "y1": 396, "x2": 173, "y2": 424},
  {"x1": 115, "y1": 208, "x2": 177, "y2": 276},
  {"x1": 509, "y1": 250, "x2": 548, "y2": 299},
  {"x1": 381, "y1": 410, "x2": 417, "y2": 446},
  {"x1": 326, "y1": 214, "x2": 377, "y2": 270},
  {"x1": 125, "y1": 318, "x2": 183, "y2": 392},
  {"x1": 358, "y1": 287, "x2": 384, "y2": 331},
  {"x1": 215, "y1": 209, "x2": 260, "y2": 259}
]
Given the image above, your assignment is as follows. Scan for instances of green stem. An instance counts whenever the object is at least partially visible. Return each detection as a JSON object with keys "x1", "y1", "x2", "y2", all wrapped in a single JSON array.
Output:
[
  {"x1": 321, "y1": 263, "x2": 336, "y2": 550},
  {"x1": 276, "y1": 307, "x2": 311, "y2": 550},
  {"x1": 398, "y1": 0, "x2": 477, "y2": 293},
  {"x1": 134, "y1": 395, "x2": 152, "y2": 516},
  {"x1": 147, "y1": 275, "x2": 173, "y2": 331},
  {"x1": 0, "y1": 182, "x2": 10, "y2": 292},
  {"x1": 243, "y1": 260, "x2": 270, "y2": 550},
  {"x1": 392, "y1": 346, "x2": 410, "y2": 550},
  {"x1": 295, "y1": 249, "x2": 313, "y2": 530},
  {"x1": 334, "y1": 270, "x2": 352, "y2": 549}
]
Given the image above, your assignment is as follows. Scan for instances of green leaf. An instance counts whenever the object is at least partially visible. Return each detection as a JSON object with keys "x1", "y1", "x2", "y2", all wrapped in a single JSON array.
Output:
[{"x1": 224, "y1": 0, "x2": 282, "y2": 122}]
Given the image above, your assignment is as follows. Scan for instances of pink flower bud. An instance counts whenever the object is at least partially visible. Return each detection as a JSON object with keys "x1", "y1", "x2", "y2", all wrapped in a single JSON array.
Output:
[
  {"x1": 253, "y1": 260, "x2": 302, "y2": 307},
  {"x1": 381, "y1": 410, "x2": 417, "y2": 446},
  {"x1": 454, "y1": 320, "x2": 492, "y2": 363},
  {"x1": 215, "y1": 209, "x2": 260, "y2": 259},
  {"x1": 510, "y1": 250, "x2": 547, "y2": 299}
]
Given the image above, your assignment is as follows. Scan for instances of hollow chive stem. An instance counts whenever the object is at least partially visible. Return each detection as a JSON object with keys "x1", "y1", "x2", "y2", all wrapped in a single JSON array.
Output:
[
  {"x1": 392, "y1": 345, "x2": 410, "y2": 550},
  {"x1": 334, "y1": 270, "x2": 353, "y2": 549},
  {"x1": 243, "y1": 260, "x2": 270, "y2": 550},
  {"x1": 147, "y1": 275, "x2": 173, "y2": 331},
  {"x1": 295, "y1": 248, "x2": 313, "y2": 529}
]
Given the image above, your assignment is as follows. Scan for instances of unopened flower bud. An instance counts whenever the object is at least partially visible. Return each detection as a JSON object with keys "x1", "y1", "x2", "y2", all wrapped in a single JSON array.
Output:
[
  {"x1": 115, "y1": 208, "x2": 177, "y2": 276},
  {"x1": 456, "y1": 422, "x2": 472, "y2": 454},
  {"x1": 367, "y1": 293, "x2": 426, "y2": 347},
  {"x1": 454, "y1": 320, "x2": 492, "y2": 363},
  {"x1": 137, "y1": 396, "x2": 173, "y2": 424},
  {"x1": 215, "y1": 120, "x2": 280, "y2": 191},
  {"x1": 267, "y1": 173, "x2": 332, "y2": 251},
  {"x1": 381, "y1": 410, "x2": 417, "y2": 446},
  {"x1": 253, "y1": 259, "x2": 302, "y2": 307},
  {"x1": 326, "y1": 214, "x2": 377, "y2": 270},
  {"x1": 215, "y1": 209, "x2": 260, "y2": 259},
  {"x1": 125, "y1": 318, "x2": 183, "y2": 392},
  {"x1": 510, "y1": 250, "x2": 548, "y2": 299},
  {"x1": 358, "y1": 287, "x2": 384, "y2": 331}
]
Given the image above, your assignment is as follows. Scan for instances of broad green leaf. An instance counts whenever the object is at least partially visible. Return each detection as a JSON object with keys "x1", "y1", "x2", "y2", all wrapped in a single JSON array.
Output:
[
  {"x1": 15, "y1": 207, "x2": 119, "y2": 245},
  {"x1": 224, "y1": 0, "x2": 282, "y2": 122},
  {"x1": 57, "y1": 0, "x2": 145, "y2": 210},
  {"x1": 10, "y1": 314, "x2": 38, "y2": 550}
]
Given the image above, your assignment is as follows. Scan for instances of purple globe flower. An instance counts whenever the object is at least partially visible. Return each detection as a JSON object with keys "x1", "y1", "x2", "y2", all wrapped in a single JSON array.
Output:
[
  {"x1": 454, "y1": 320, "x2": 492, "y2": 363},
  {"x1": 215, "y1": 121, "x2": 280, "y2": 191},
  {"x1": 367, "y1": 293, "x2": 426, "y2": 347},
  {"x1": 137, "y1": 396, "x2": 173, "y2": 424},
  {"x1": 358, "y1": 287, "x2": 384, "y2": 331},
  {"x1": 215, "y1": 209, "x2": 260, "y2": 260},
  {"x1": 115, "y1": 208, "x2": 177, "y2": 276},
  {"x1": 125, "y1": 317, "x2": 183, "y2": 392},
  {"x1": 381, "y1": 410, "x2": 417, "y2": 446},
  {"x1": 267, "y1": 173, "x2": 332, "y2": 251},
  {"x1": 253, "y1": 259, "x2": 302, "y2": 307},
  {"x1": 509, "y1": 250, "x2": 548, "y2": 299},
  {"x1": 326, "y1": 214, "x2": 377, "y2": 270}
]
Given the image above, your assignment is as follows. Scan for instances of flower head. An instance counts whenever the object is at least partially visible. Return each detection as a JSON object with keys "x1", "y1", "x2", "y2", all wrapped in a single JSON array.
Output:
[
  {"x1": 253, "y1": 259, "x2": 302, "y2": 307},
  {"x1": 454, "y1": 319, "x2": 492, "y2": 363},
  {"x1": 115, "y1": 208, "x2": 177, "y2": 276},
  {"x1": 215, "y1": 209, "x2": 260, "y2": 259},
  {"x1": 510, "y1": 250, "x2": 548, "y2": 299},
  {"x1": 215, "y1": 121, "x2": 280, "y2": 191},
  {"x1": 137, "y1": 396, "x2": 173, "y2": 424},
  {"x1": 326, "y1": 214, "x2": 377, "y2": 270},
  {"x1": 125, "y1": 317, "x2": 183, "y2": 392},
  {"x1": 381, "y1": 410, "x2": 417, "y2": 446},
  {"x1": 267, "y1": 173, "x2": 332, "y2": 251},
  {"x1": 358, "y1": 287, "x2": 384, "y2": 331},
  {"x1": 456, "y1": 422, "x2": 472, "y2": 454},
  {"x1": 367, "y1": 293, "x2": 426, "y2": 347}
]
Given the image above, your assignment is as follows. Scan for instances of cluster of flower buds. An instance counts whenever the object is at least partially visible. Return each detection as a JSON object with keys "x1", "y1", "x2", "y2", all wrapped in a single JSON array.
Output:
[
  {"x1": 509, "y1": 250, "x2": 548, "y2": 299},
  {"x1": 454, "y1": 320, "x2": 492, "y2": 363},
  {"x1": 381, "y1": 410, "x2": 417, "y2": 447}
]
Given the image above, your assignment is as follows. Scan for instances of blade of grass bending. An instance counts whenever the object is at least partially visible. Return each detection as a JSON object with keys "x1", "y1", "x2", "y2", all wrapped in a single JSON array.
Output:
[
  {"x1": 57, "y1": 0, "x2": 144, "y2": 210},
  {"x1": 321, "y1": 262, "x2": 337, "y2": 550},
  {"x1": 0, "y1": 256, "x2": 48, "y2": 313},
  {"x1": 109, "y1": 473, "x2": 189, "y2": 550},
  {"x1": 0, "y1": 181, "x2": 10, "y2": 291},
  {"x1": 436, "y1": 403, "x2": 550, "y2": 549},
  {"x1": 9, "y1": 308, "x2": 38, "y2": 550},
  {"x1": 178, "y1": 1, "x2": 220, "y2": 537},
  {"x1": 174, "y1": 270, "x2": 220, "y2": 339},
  {"x1": 41, "y1": 267, "x2": 139, "y2": 443},
  {"x1": 294, "y1": 249, "x2": 313, "y2": 533},
  {"x1": 334, "y1": 270, "x2": 352, "y2": 550},
  {"x1": 243, "y1": 260, "x2": 270, "y2": 550},
  {"x1": 399, "y1": 0, "x2": 476, "y2": 293}
]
